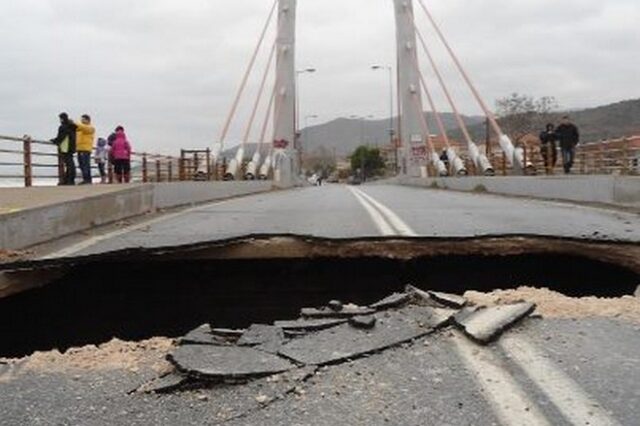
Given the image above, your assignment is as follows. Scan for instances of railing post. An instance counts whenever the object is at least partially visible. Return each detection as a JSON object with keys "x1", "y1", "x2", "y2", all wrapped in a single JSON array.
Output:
[
  {"x1": 156, "y1": 159, "x2": 162, "y2": 182},
  {"x1": 22, "y1": 135, "x2": 33, "y2": 187},
  {"x1": 142, "y1": 153, "x2": 148, "y2": 183},
  {"x1": 206, "y1": 148, "x2": 212, "y2": 181},
  {"x1": 501, "y1": 152, "x2": 507, "y2": 176},
  {"x1": 167, "y1": 159, "x2": 173, "y2": 182},
  {"x1": 622, "y1": 138, "x2": 629, "y2": 175},
  {"x1": 522, "y1": 143, "x2": 528, "y2": 175},
  {"x1": 179, "y1": 150, "x2": 186, "y2": 181}
]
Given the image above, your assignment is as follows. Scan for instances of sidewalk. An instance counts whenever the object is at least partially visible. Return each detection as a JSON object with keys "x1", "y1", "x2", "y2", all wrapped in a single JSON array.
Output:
[
  {"x1": 0, "y1": 181, "x2": 273, "y2": 251},
  {"x1": 0, "y1": 185, "x2": 141, "y2": 215}
]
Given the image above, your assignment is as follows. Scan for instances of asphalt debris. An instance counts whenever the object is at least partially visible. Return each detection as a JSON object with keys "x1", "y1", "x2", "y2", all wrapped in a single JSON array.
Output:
[
  {"x1": 454, "y1": 302, "x2": 536, "y2": 344},
  {"x1": 301, "y1": 305, "x2": 375, "y2": 319},
  {"x1": 428, "y1": 291, "x2": 468, "y2": 309},
  {"x1": 168, "y1": 345, "x2": 294, "y2": 381},
  {"x1": 148, "y1": 287, "x2": 536, "y2": 396},
  {"x1": 370, "y1": 292, "x2": 412, "y2": 310},
  {"x1": 349, "y1": 315, "x2": 377, "y2": 329}
]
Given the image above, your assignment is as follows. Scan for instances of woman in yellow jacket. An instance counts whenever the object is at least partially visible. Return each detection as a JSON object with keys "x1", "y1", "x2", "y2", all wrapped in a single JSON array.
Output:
[{"x1": 76, "y1": 114, "x2": 96, "y2": 184}]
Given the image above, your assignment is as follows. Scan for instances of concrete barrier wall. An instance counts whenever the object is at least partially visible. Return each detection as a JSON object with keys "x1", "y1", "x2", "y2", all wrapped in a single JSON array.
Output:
[
  {"x1": 395, "y1": 176, "x2": 640, "y2": 208},
  {"x1": 0, "y1": 182, "x2": 274, "y2": 250},
  {"x1": 154, "y1": 181, "x2": 272, "y2": 209}
]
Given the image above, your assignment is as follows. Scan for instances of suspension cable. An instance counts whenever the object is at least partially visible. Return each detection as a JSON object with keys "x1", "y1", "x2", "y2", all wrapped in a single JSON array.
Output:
[
  {"x1": 416, "y1": 0, "x2": 504, "y2": 138},
  {"x1": 242, "y1": 40, "x2": 277, "y2": 145},
  {"x1": 413, "y1": 24, "x2": 474, "y2": 146},
  {"x1": 218, "y1": 0, "x2": 278, "y2": 150}
]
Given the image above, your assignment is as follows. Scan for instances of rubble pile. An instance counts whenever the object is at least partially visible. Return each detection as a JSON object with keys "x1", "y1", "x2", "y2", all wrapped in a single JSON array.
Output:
[{"x1": 141, "y1": 285, "x2": 537, "y2": 395}]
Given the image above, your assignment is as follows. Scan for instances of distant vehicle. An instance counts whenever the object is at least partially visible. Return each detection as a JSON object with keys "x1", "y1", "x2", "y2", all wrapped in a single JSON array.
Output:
[{"x1": 347, "y1": 175, "x2": 362, "y2": 185}]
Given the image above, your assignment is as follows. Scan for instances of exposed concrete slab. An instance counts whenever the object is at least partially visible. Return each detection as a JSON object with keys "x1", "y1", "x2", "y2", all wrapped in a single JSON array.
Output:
[
  {"x1": 395, "y1": 175, "x2": 640, "y2": 209},
  {"x1": 273, "y1": 318, "x2": 347, "y2": 332},
  {"x1": 428, "y1": 291, "x2": 467, "y2": 309},
  {"x1": 455, "y1": 302, "x2": 536, "y2": 344},
  {"x1": 279, "y1": 306, "x2": 439, "y2": 366},
  {"x1": 169, "y1": 345, "x2": 294, "y2": 380},
  {"x1": 370, "y1": 292, "x2": 412, "y2": 310}
]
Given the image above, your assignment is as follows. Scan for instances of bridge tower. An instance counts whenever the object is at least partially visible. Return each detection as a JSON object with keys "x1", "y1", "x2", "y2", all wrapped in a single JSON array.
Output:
[
  {"x1": 393, "y1": 0, "x2": 428, "y2": 177},
  {"x1": 273, "y1": 0, "x2": 298, "y2": 183}
]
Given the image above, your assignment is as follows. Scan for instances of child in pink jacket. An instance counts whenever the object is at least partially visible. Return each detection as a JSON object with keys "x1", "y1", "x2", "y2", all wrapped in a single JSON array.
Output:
[{"x1": 111, "y1": 126, "x2": 132, "y2": 183}]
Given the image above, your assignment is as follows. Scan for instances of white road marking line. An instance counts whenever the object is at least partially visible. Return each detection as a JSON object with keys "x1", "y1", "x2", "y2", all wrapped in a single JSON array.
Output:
[
  {"x1": 452, "y1": 333, "x2": 552, "y2": 426},
  {"x1": 348, "y1": 187, "x2": 621, "y2": 426},
  {"x1": 351, "y1": 187, "x2": 417, "y2": 237},
  {"x1": 348, "y1": 187, "x2": 396, "y2": 236},
  {"x1": 41, "y1": 200, "x2": 233, "y2": 259},
  {"x1": 500, "y1": 335, "x2": 622, "y2": 426}
]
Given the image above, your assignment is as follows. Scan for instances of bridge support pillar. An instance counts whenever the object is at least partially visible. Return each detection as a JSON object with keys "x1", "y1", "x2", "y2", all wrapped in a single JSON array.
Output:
[
  {"x1": 273, "y1": 0, "x2": 298, "y2": 184},
  {"x1": 394, "y1": 0, "x2": 427, "y2": 177}
]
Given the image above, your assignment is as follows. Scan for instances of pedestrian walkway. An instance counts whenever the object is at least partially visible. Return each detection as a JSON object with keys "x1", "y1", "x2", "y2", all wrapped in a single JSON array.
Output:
[{"x1": 0, "y1": 185, "x2": 140, "y2": 215}]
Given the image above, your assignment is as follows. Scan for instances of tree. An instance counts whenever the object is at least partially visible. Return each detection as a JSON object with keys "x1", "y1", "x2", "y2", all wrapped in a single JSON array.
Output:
[
  {"x1": 349, "y1": 146, "x2": 386, "y2": 180},
  {"x1": 496, "y1": 93, "x2": 559, "y2": 142}
]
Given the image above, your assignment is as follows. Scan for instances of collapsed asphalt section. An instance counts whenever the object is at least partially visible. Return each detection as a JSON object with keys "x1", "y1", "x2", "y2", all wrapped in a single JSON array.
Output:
[{"x1": 146, "y1": 285, "x2": 537, "y2": 395}]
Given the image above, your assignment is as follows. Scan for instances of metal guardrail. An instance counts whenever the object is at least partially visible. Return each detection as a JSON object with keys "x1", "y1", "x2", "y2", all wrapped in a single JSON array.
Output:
[
  {"x1": 0, "y1": 135, "x2": 225, "y2": 187},
  {"x1": 521, "y1": 136, "x2": 640, "y2": 176}
]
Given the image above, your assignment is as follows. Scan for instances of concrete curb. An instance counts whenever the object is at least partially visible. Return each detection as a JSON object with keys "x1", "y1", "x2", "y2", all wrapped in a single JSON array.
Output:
[
  {"x1": 392, "y1": 175, "x2": 640, "y2": 210},
  {"x1": 0, "y1": 182, "x2": 273, "y2": 250}
]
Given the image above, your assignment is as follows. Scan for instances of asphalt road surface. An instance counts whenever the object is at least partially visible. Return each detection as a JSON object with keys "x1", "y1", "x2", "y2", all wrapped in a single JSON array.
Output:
[
  {"x1": 2, "y1": 184, "x2": 638, "y2": 425},
  {"x1": 45, "y1": 184, "x2": 640, "y2": 258}
]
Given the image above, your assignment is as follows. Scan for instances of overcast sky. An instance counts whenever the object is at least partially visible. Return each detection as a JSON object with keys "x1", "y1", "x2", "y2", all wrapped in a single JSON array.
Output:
[{"x1": 0, "y1": 0, "x2": 638, "y2": 154}]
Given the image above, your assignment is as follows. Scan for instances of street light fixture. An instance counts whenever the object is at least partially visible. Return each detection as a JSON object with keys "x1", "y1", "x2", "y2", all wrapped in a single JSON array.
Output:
[{"x1": 371, "y1": 64, "x2": 398, "y2": 173}]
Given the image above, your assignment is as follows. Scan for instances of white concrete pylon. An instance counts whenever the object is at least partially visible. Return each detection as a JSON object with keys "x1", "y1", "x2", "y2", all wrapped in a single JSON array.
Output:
[
  {"x1": 245, "y1": 151, "x2": 261, "y2": 180},
  {"x1": 394, "y1": 0, "x2": 427, "y2": 177},
  {"x1": 273, "y1": 0, "x2": 297, "y2": 183}
]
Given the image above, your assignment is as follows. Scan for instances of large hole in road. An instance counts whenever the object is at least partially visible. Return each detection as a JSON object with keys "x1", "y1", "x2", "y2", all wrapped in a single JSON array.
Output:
[{"x1": 0, "y1": 253, "x2": 638, "y2": 358}]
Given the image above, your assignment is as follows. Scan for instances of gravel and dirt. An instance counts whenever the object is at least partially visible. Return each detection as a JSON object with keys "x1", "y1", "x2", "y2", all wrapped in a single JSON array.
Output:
[{"x1": 465, "y1": 286, "x2": 640, "y2": 323}]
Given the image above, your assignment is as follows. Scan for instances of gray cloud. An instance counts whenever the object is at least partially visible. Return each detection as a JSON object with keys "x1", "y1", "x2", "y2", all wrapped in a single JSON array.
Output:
[{"x1": 0, "y1": 0, "x2": 638, "y2": 154}]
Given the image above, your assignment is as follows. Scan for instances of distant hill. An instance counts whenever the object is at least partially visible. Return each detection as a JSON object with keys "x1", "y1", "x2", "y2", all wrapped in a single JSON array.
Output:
[
  {"x1": 300, "y1": 113, "x2": 484, "y2": 156},
  {"x1": 451, "y1": 99, "x2": 640, "y2": 143}
]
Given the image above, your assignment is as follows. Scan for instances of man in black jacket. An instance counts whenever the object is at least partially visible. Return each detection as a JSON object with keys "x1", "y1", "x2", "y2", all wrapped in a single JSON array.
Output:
[
  {"x1": 51, "y1": 112, "x2": 77, "y2": 185},
  {"x1": 555, "y1": 116, "x2": 580, "y2": 174}
]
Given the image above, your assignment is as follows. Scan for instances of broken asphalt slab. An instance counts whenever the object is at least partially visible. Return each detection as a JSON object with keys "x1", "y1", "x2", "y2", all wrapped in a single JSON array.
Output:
[
  {"x1": 301, "y1": 306, "x2": 375, "y2": 319},
  {"x1": 273, "y1": 318, "x2": 347, "y2": 332},
  {"x1": 179, "y1": 324, "x2": 234, "y2": 346},
  {"x1": 279, "y1": 305, "x2": 449, "y2": 366},
  {"x1": 369, "y1": 292, "x2": 412, "y2": 310},
  {"x1": 168, "y1": 345, "x2": 295, "y2": 380},
  {"x1": 454, "y1": 302, "x2": 536, "y2": 344},
  {"x1": 428, "y1": 291, "x2": 467, "y2": 309},
  {"x1": 238, "y1": 325, "x2": 286, "y2": 355}
]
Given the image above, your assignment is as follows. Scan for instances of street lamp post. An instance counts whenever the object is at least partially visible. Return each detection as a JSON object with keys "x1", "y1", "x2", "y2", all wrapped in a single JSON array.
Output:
[
  {"x1": 371, "y1": 65, "x2": 397, "y2": 174},
  {"x1": 295, "y1": 68, "x2": 317, "y2": 142}
]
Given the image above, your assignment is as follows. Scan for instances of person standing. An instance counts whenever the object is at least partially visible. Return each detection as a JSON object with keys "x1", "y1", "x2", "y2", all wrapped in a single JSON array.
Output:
[
  {"x1": 94, "y1": 138, "x2": 109, "y2": 184},
  {"x1": 111, "y1": 126, "x2": 132, "y2": 183},
  {"x1": 50, "y1": 112, "x2": 77, "y2": 185},
  {"x1": 555, "y1": 116, "x2": 580, "y2": 174},
  {"x1": 539, "y1": 123, "x2": 558, "y2": 173},
  {"x1": 76, "y1": 114, "x2": 96, "y2": 184}
]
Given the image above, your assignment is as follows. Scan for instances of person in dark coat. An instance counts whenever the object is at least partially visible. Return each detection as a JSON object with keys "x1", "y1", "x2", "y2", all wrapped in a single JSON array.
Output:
[
  {"x1": 539, "y1": 123, "x2": 558, "y2": 172},
  {"x1": 555, "y1": 116, "x2": 580, "y2": 174},
  {"x1": 50, "y1": 112, "x2": 77, "y2": 185}
]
